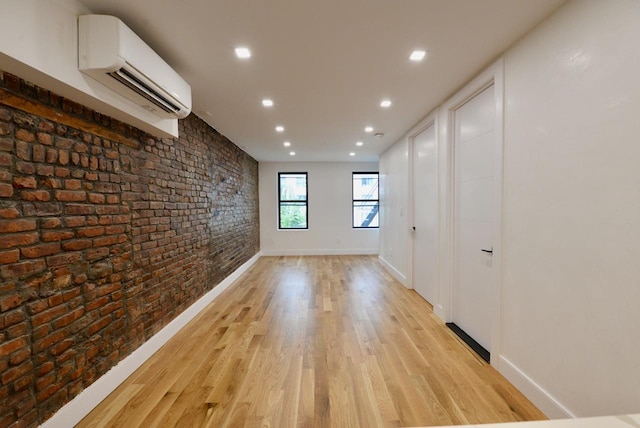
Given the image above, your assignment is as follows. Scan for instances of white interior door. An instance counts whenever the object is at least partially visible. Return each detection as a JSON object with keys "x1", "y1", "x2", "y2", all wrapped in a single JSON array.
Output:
[
  {"x1": 412, "y1": 124, "x2": 438, "y2": 304},
  {"x1": 452, "y1": 84, "x2": 495, "y2": 352}
]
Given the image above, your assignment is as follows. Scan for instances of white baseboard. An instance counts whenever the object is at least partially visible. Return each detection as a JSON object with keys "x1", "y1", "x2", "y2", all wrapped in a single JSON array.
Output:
[
  {"x1": 261, "y1": 248, "x2": 379, "y2": 256},
  {"x1": 377, "y1": 255, "x2": 407, "y2": 287},
  {"x1": 434, "y1": 304, "x2": 447, "y2": 322},
  {"x1": 498, "y1": 355, "x2": 575, "y2": 419},
  {"x1": 41, "y1": 251, "x2": 262, "y2": 428}
]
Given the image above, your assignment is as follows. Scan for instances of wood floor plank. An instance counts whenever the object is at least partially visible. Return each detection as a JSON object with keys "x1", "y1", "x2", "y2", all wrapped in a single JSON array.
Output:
[{"x1": 78, "y1": 255, "x2": 547, "y2": 427}]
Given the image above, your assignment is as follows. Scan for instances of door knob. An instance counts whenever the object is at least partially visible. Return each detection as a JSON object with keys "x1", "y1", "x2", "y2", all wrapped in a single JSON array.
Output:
[{"x1": 481, "y1": 248, "x2": 493, "y2": 254}]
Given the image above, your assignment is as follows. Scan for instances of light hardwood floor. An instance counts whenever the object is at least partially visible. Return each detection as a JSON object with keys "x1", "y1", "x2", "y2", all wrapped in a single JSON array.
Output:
[{"x1": 78, "y1": 255, "x2": 545, "y2": 427}]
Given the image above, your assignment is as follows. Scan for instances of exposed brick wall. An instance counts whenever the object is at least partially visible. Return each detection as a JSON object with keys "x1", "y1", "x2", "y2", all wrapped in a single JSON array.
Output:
[{"x1": 0, "y1": 71, "x2": 260, "y2": 426}]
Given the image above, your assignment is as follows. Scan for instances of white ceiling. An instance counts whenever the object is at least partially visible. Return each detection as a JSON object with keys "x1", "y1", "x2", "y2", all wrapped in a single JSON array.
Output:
[{"x1": 80, "y1": 0, "x2": 565, "y2": 162}]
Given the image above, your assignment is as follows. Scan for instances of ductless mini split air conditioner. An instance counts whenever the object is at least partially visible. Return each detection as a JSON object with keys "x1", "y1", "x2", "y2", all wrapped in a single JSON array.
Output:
[{"x1": 78, "y1": 14, "x2": 192, "y2": 119}]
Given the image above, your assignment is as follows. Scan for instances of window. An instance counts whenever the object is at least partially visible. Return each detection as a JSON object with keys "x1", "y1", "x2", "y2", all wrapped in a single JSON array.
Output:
[
  {"x1": 278, "y1": 172, "x2": 308, "y2": 229},
  {"x1": 352, "y1": 172, "x2": 379, "y2": 228}
]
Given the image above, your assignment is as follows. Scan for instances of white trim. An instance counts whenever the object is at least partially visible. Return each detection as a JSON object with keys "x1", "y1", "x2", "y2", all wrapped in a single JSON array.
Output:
[
  {"x1": 440, "y1": 58, "x2": 505, "y2": 369},
  {"x1": 261, "y1": 249, "x2": 378, "y2": 256},
  {"x1": 378, "y1": 255, "x2": 408, "y2": 287},
  {"x1": 406, "y1": 113, "x2": 438, "y2": 303},
  {"x1": 41, "y1": 251, "x2": 262, "y2": 428},
  {"x1": 499, "y1": 355, "x2": 575, "y2": 419}
]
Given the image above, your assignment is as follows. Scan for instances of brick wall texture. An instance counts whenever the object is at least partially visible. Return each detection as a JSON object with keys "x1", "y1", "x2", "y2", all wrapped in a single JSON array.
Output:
[{"x1": 0, "y1": 71, "x2": 260, "y2": 426}]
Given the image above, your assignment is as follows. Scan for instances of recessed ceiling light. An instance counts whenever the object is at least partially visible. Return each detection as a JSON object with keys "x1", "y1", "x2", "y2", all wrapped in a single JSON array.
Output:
[
  {"x1": 409, "y1": 50, "x2": 426, "y2": 62},
  {"x1": 235, "y1": 47, "x2": 251, "y2": 59},
  {"x1": 380, "y1": 99, "x2": 392, "y2": 108},
  {"x1": 356, "y1": 141, "x2": 363, "y2": 146},
  {"x1": 283, "y1": 141, "x2": 291, "y2": 147},
  {"x1": 262, "y1": 99, "x2": 273, "y2": 107},
  {"x1": 349, "y1": 152, "x2": 356, "y2": 157},
  {"x1": 364, "y1": 126, "x2": 373, "y2": 133},
  {"x1": 289, "y1": 151, "x2": 296, "y2": 156},
  {"x1": 275, "y1": 126, "x2": 285, "y2": 132}
]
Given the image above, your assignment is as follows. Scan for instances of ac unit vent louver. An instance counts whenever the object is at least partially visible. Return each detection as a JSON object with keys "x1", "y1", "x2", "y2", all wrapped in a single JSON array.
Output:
[{"x1": 78, "y1": 15, "x2": 192, "y2": 119}]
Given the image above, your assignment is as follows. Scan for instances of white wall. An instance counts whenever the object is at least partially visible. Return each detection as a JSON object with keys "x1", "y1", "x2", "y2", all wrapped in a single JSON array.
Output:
[
  {"x1": 500, "y1": 0, "x2": 640, "y2": 418},
  {"x1": 259, "y1": 162, "x2": 379, "y2": 255},
  {"x1": 378, "y1": 140, "x2": 409, "y2": 285},
  {"x1": 379, "y1": 0, "x2": 640, "y2": 418},
  {"x1": 0, "y1": 0, "x2": 179, "y2": 138}
]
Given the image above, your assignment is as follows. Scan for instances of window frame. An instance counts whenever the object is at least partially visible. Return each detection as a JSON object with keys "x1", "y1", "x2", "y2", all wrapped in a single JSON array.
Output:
[
  {"x1": 278, "y1": 172, "x2": 309, "y2": 230},
  {"x1": 352, "y1": 171, "x2": 379, "y2": 229}
]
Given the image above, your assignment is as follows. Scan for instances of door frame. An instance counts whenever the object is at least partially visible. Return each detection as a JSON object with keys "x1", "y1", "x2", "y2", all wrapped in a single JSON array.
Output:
[
  {"x1": 440, "y1": 58, "x2": 504, "y2": 368},
  {"x1": 407, "y1": 113, "x2": 438, "y2": 303}
]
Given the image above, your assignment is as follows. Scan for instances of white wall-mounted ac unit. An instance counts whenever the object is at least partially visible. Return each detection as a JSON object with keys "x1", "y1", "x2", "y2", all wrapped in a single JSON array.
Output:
[{"x1": 78, "y1": 14, "x2": 192, "y2": 119}]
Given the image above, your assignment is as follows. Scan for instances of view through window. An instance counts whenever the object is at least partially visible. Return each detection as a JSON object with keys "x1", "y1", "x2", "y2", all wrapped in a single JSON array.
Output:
[
  {"x1": 353, "y1": 172, "x2": 379, "y2": 228},
  {"x1": 278, "y1": 172, "x2": 308, "y2": 229}
]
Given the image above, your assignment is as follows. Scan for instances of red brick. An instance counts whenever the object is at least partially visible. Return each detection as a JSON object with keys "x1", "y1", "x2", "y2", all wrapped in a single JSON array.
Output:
[
  {"x1": 13, "y1": 373, "x2": 33, "y2": 392},
  {"x1": 77, "y1": 226, "x2": 104, "y2": 238},
  {"x1": 61, "y1": 239, "x2": 91, "y2": 251},
  {"x1": 3, "y1": 310, "x2": 26, "y2": 328},
  {"x1": 0, "y1": 249, "x2": 19, "y2": 264},
  {"x1": 64, "y1": 179, "x2": 82, "y2": 190},
  {"x1": 52, "y1": 307, "x2": 84, "y2": 329},
  {"x1": 87, "y1": 316, "x2": 111, "y2": 335},
  {"x1": 53, "y1": 274, "x2": 72, "y2": 289},
  {"x1": 16, "y1": 161, "x2": 35, "y2": 174},
  {"x1": 37, "y1": 361, "x2": 54, "y2": 376},
  {"x1": 32, "y1": 330, "x2": 66, "y2": 354},
  {"x1": 41, "y1": 217, "x2": 62, "y2": 229},
  {"x1": 50, "y1": 338, "x2": 74, "y2": 356},
  {"x1": 36, "y1": 372, "x2": 55, "y2": 391},
  {"x1": 41, "y1": 230, "x2": 74, "y2": 242},
  {"x1": 93, "y1": 236, "x2": 118, "y2": 247},
  {"x1": 36, "y1": 164, "x2": 54, "y2": 176},
  {"x1": 43, "y1": 177, "x2": 62, "y2": 189},
  {"x1": 55, "y1": 167, "x2": 70, "y2": 178},
  {"x1": 0, "y1": 122, "x2": 13, "y2": 136},
  {"x1": 21, "y1": 243, "x2": 60, "y2": 258},
  {"x1": 9, "y1": 348, "x2": 30, "y2": 366},
  {"x1": 16, "y1": 141, "x2": 30, "y2": 160},
  {"x1": 0, "y1": 183, "x2": 13, "y2": 197},
  {"x1": 98, "y1": 216, "x2": 113, "y2": 226},
  {"x1": 0, "y1": 219, "x2": 36, "y2": 233},
  {"x1": 12, "y1": 176, "x2": 37, "y2": 189},
  {"x1": 106, "y1": 195, "x2": 119, "y2": 204},
  {"x1": 21, "y1": 190, "x2": 50, "y2": 201},
  {"x1": 59, "y1": 150, "x2": 69, "y2": 165},
  {"x1": 0, "y1": 293, "x2": 22, "y2": 312},
  {"x1": 88, "y1": 193, "x2": 105, "y2": 204},
  {"x1": 46, "y1": 252, "x2": 82, "y2": 267},
  {"x1": 5, "y1": 321, "x2": 28, "y2": 338},
  {"x1": 46, "y1": 148, "x2": 58, "y2": 163},
  {"x1": 27, "y1": 300, "x2": 48, "y2": 315},
  {"x1": 37, "y1": 132, "x2": 53, "y2": 145},
  {"x1": 0, "y1": 138, "x2": 12, "y2": 152},
  {"x1": 87, "y1": 247, "x2": 109, "y2": 261},
  {"x1": 105, "y1": 225, "x2": 125, "y2": 235},
  {"x1": 1, "y1": 360, "x2": 33, "y2": 385},
  {"x1": 36, "y1": 382, "x2": 62, "y2": 402},
  {"x1": 15, "y1": 128, "x2": 34, "y2": 143},
  {"x1": 66, "y1": 204, "x2": 94, "y2": 215},
  {"x1": 0, "y1": 207, "x2": 19, "y2": 219},
  {"x1": 64, "y1": 216, "x2": 86, "y2": 227},
  {"x1": 0, "y1": 337, "x2": 26, "y2": 357},
  {"x1": 0, "y1": 260, "x2": 46, "y2": 280},
  {"x1": 54, "y1": 190, "x2": 86, "y2": 202}
]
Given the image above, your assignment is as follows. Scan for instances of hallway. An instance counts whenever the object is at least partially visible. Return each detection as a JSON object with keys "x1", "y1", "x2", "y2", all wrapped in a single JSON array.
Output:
[{"x1": 79, "y1": 256, "x2": 544, "y2": 427}]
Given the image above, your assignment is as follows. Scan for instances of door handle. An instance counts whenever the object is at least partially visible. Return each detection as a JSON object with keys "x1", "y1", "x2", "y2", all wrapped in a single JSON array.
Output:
[{"x1": 481, "y1": 248, "x2": 493, "y2": 254}]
